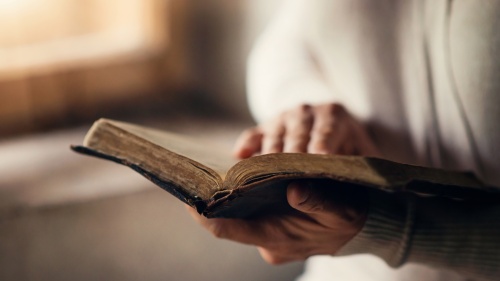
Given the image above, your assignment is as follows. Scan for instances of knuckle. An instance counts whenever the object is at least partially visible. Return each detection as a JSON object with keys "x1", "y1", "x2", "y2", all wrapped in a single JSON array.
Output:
[
  {"x1": 295, "y1": 190, "x2": 330, "y2": 214},
  {"x1": 266, "y1": 255, "x2": 286, "y2": 265},
  {"x1": 315, "y1": 126, "x2": 335, "y2": 137},
  {"x1": 265, "y1": 131, "x2": 285, "y2": 139},
  {"x1": 245, "y1": 127, "x2": 261, "y2": 136},
  {"x1": 259, "y1": 248, "x2": 288, "y2": 265},
  {"x1": 264, "y1": 137, "x2": 284, "y2": 148},
  {"x1": 310, "y1": 136, "x2": 330, "y2": 148},
  {"x1": 263, "y1": 133, "x2": 284, "y2": 144},
  {"x1": 296, "y1": 104, "x2": 312, "y2": 115},
  {"x1": 303, "y1": 201, "x2": 325, "y2": 213},
  {"x1": 309, "y1": 142, "x2": 332, "y2": 154},
  {"x1": 240, "y1": 127, "x2": 261, "y2": 140},
  {"x1": 321, "y1": 103, "x2": 345, "y2": 116},
  {"x1": 299, "y1": 115, "x2": 314, "y2": 125},
  {"x1": 262, "y1": 124, "x2": 284, "y2": 137},
  {"x1": 286, "y1": 129, "x2": 311, "y2": 140},
  {"x1": 209, "y1": 221, "x2": 228, "y2": 239},
  {"x1": 285, "y1": 104, "x2": 313, "y2": 122}
]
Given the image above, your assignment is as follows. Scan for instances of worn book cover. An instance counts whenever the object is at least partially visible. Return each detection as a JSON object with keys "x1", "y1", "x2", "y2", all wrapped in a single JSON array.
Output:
[{"x1": 71, "y1": 119, "x2": 499, "y2": 218}]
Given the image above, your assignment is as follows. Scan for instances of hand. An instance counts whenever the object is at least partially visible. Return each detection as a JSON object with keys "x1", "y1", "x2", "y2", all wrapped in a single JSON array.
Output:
[
  {"x1": 189, "y1": 102, "x2": 372, "y2": 264},
  {"x1": 188, "y1": 181, "x2": 368, "y2": 264},
  {"x1": 233, "y1": 103, "x2": 381, "y2": 158}
]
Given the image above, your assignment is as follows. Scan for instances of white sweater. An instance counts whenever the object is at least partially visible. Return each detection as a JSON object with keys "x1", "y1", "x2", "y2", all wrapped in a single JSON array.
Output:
[{"x1": 246, "y1": 0, "x2": 500, "y2": 280}]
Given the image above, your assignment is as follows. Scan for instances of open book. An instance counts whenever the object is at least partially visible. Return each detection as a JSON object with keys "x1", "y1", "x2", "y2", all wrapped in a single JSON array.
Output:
[{"x1": 71, "y1": 119, "x2": 499, "y2": 218}]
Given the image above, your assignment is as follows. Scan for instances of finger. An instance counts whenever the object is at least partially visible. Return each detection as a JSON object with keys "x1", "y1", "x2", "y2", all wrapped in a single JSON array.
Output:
[
  {"x1": 351, "y1": 123, "x2": 382, "y2": 157},
  {"x1": 287, "y1": 182, "x2": 328, "y2": 215},
  {"x1": 258, "y1": 247, "x2": 295, "y2": 265},
  {"x1": 308, "y1": 104, "x2": 346, "y2": 154},
  {"x1": 186, "y1": 206, "x2": 267, "y2": 245},
  {"x1": 309, "y1": 122, "x2": 348, "y2": 155},
  {"x1": 287, "y1": 182, "x2": 368, "y2": 226},
  {"x1": 338, "y1": 134, "x2": 355, "y2": 155},
  {"x1": 286, "y1": 181, "x2": 348, "y2": 225},
  {"x1": 261, "y1": 118, "x2": 286, "y2": 154},
  {"x1": 283, "y1": 105, "x2": 314, "y2": 153},
  {"x1": 233, "y1": 127, "x2": 263, "y2": 159}
]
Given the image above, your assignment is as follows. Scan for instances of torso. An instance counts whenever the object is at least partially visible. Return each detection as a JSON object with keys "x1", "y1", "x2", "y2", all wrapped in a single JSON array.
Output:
[{"x1": 306, "y1": 0, "x2": 500, "y2": 185}]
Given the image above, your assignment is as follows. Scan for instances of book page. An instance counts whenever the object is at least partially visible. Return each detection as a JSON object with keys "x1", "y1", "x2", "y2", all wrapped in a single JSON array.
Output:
[{"x1": 105, "y1": 120, "x2": 237, "y2": 179}]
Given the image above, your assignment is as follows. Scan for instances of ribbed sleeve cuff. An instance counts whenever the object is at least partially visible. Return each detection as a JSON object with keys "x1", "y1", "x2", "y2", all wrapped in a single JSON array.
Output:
[
  {"x1": 336, "y1": 190, "x2": 500, "y2": 280},
  {"x1": 336, "y1": 190, "x2": 416, "y2": 267}
]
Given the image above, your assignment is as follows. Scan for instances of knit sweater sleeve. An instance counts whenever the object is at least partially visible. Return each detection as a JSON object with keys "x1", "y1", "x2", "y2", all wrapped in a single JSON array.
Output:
[
  {"x1": 246, "y1": 0, "x2": 336, "y2": 123},
  {"x1": 337, "y1": 190, "x2": 500, "y2": 281}
]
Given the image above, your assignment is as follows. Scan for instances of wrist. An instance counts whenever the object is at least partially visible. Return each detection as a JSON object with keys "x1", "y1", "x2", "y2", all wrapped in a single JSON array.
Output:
[{"x1": 335, "y1": 190, "x2": 414, "y2": 267}]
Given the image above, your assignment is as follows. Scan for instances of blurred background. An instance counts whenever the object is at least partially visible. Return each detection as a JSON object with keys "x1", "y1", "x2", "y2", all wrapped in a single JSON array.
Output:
[{"x1": 0, "y1": 0, "x2": 304, "y2": 280}]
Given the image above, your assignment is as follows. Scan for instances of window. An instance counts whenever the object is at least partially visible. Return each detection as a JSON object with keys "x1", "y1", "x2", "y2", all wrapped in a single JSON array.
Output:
[
  {"x1": 0, "y1": 0, "x2": 190, "y2": 137},
  {"x1": 0, "y1": 0, "x2": 166, "y2": 77}
]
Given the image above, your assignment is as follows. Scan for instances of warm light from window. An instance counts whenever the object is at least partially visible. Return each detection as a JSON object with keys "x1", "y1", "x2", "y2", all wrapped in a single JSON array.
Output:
[
  {"x1": 0, "y1": 0, "x2": 30, "y2": 10},
  {"x1": 0, "y1": 0, "x2": 162, "y2": 79}
]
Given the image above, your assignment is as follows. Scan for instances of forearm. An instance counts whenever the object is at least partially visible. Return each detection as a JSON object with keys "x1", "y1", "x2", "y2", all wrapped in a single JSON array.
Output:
[{"x1": 339, "y1": 190, "x2": 500, "y2": 280}]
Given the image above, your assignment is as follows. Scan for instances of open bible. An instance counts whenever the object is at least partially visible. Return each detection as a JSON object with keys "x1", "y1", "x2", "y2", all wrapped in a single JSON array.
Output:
[{"x1": 71, "y1": 119, "x2": 499, "y2": 218}]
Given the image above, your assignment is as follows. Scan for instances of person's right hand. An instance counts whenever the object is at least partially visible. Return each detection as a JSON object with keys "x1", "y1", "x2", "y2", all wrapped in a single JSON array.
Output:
[
  {"x1": 188, "y1": 181, "x2": 368, "y2": 264},
  {"x1": 233, "y1": 103, "x2": 381, "y2": 159},
  {"x1": 188, "y1": 102, "x2": 376, "y2": 265}
]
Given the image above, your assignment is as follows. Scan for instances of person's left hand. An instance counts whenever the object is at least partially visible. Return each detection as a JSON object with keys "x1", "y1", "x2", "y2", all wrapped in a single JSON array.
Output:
[
  {"x1": 188, "y1": 181, "x2": 368, "y2": 264},
  {"x1": 232, "y1": 103, "x2": 381, "y2": 159}
]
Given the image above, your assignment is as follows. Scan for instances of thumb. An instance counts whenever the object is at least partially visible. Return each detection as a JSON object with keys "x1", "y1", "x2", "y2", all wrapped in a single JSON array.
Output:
[
  {"x1": 287, "y1": 181, "x2": 368, "y2": 225},
  {"x1": 287, "y1": 181, "x2": 332, "y2": 216}
]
